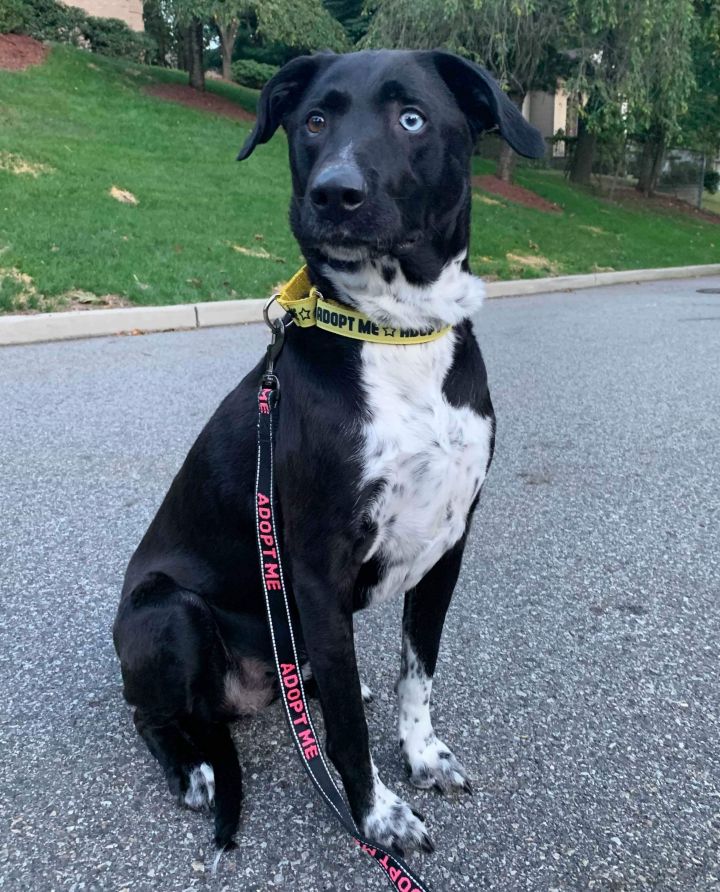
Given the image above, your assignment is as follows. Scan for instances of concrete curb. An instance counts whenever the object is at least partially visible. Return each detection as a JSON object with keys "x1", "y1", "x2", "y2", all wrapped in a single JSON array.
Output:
[{"x1": 2, "y1": 263, "x2": 719, "y2": 347}]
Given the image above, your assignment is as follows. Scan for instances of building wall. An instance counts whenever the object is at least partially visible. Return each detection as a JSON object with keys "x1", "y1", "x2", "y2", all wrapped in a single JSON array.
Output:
[
  {"x1": 523, "y1": 86, "x2": 571, "y2": 157},
  {"x1": 67, "y1": 0, "x2": 144, "y2": 31}
]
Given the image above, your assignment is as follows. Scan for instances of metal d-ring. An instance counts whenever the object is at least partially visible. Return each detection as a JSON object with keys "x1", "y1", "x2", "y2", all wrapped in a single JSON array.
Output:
[{"x1": 262, "y1": 294, "x2": 286, "y2": 384}]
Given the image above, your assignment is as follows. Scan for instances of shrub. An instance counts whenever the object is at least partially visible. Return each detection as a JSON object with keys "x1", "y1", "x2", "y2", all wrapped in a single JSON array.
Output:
[
  {"x1": 3, "y1": 0, "x2": 86, "y2": 43},
  {"x1": 704, "y1": 170, "x2": 720, "y2": 195},
  {"x1": 231, "y1": 58, "x2": 278, "y2": 89},
  {"x1": 81, "y1": 16, "x2": 153, "y2": 61},
  {"x1": 1, "y1": 0, "x2": 153, "y2": 61},
  {"x1": 0, "y1": 0, "x2": 26, "y2": 33}
]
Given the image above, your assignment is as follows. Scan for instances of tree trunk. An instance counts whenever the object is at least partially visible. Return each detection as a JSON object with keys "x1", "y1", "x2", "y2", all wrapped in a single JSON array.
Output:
[
  {"x1": 494, "y1": 93, "x2": 525, "y2": 183},
  {"x1": 495, "y1": 141, "x2": 515, "y2": 183},
  {"x1": 187, "y1": 18, "x2": 205, "y2": 91},
  {"x1": 175, "y1": 24, "x2": 188, "y2": 71},
  {"x1": 636, "y1": 132, "x2": 666, "y2": 196},
  {"x1": 635, "y1": 139, "x2": 654, "y2": 194},
  {"x1": 219, "y1": 21, "x2": 238, "y2": 81},
  {"x1": 646, "y1": 137, "x2": 666, "y2": 196},
  {"x1": 569, "y1": 114, "x2": 596, "y2": 185}
]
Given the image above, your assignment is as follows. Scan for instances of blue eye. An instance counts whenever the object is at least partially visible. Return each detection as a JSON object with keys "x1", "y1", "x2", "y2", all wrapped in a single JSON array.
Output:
[{"x1": 399, "y1": 110, "x2": 426, "y2": 132}]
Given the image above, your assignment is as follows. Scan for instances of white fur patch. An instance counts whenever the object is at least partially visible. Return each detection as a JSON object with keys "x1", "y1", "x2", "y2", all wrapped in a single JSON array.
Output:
[
  {"x1": 359, "y1": 328, "x2": 493, "y2": 606},
  {"x1": 362, "y1": 761, "x2": 432, "y2": 853},
  {"x1": 322, "y1": 251, "x2": 484, "y2": 330},
  {"x1": 398, "y1": 642, "x2": 469, "y2": 793},
  {"x1": 184, "y1": 762, "x2": 215, "y2": 809}
]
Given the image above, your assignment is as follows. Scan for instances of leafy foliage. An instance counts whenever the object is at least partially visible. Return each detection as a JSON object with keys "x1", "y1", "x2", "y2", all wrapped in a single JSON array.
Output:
[
  {"x1": 0, "y1": 0, "x2": 26, "y2": 32},
  {"x1": 231, "y1": 57, "x2": 278, "y2": 87},
  {"x1": 2, "y1": 0, "x2": 153, "y2": 60},
  {"x1": 168, "y1": 0, "x2": 347, "y2": 49},
  {"x1": 705, "y1": 169, "x2": 720, "y2": 193},
  {"x1": 682, "y1": 0, "x2": 720, "y2": 152},
  {"x1": 362, "y1": 0, "x2": 566, "y2": 95}
]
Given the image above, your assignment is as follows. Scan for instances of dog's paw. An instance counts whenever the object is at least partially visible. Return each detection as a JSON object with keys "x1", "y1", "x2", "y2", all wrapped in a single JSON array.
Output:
[
  {"x1": 183, "y1": 762, "x2": 215, "y2": 810},
  {"x1": 361, "y1": 682, "x2": 374, "y2": 705},
  {"x1": 402, "y1": 735, "x2": 472, "y2": 795},
  {"x1": 362, "y1": 773, "x2": 434, "y2": 856}
]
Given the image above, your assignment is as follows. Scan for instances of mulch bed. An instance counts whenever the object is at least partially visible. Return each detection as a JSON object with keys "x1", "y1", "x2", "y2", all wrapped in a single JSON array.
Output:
[
  {"x1": 144, "y1": 83, "x2": 255, "y2": 122},
  {"x1": 472, "y1": 174, "x2": 562, "y2": 213},
  {"x1": 0, "y1": 33, "x2": 49, "y2": 70}
]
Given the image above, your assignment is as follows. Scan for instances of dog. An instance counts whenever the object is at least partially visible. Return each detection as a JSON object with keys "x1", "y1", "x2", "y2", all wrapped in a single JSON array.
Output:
[{"x1": 113, "y1": 49, "x2": 544, "y2": 856}]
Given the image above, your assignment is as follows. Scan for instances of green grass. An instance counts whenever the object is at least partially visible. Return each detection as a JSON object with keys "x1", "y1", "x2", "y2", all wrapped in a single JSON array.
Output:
[
  {"x1": 0, "y1": 45, "x2": 300, "y2": 310},
  {"x1": 0, "y1": 45, "x2": 718, "y2": 311},
  {"x1": 470, "y1": 159, "x2": 718, "y2": 280},
  {"x1": 704, "y1": 190, "x2": 720, "y2": 215}
]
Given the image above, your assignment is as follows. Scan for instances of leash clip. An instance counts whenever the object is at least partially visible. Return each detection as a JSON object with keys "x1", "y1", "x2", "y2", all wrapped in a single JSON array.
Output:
[{"x1": 262, "y1": 294, "x2": 285, "y2": 391}]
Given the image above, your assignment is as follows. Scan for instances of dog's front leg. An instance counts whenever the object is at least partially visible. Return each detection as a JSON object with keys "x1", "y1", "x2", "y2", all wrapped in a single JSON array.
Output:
[
  {"x1": 398, "y1": 539, "x2": 473, "y2": 794},
  {"x1": 293, "y1": 568, "x2": 433, "y2": 855}
]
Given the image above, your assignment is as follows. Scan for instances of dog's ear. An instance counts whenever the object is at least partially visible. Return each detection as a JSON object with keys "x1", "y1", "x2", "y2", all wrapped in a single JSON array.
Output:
[
  {"x1": 238, "y1": 54, "x2": 333, "y2": 161},
  {"x1": 428, "y1": 51, "x2": 546, "y2": 159}
]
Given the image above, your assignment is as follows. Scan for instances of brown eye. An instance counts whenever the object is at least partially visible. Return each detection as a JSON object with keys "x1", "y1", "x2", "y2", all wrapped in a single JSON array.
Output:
[{"x1": 307, "y1": 113, "x2": 326, "y2": 134}]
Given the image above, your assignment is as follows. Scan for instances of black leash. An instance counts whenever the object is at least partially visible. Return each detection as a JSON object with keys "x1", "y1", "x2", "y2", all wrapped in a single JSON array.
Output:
[{"x1": 254, "y1": 313, "x2": 434, "y2": 892}]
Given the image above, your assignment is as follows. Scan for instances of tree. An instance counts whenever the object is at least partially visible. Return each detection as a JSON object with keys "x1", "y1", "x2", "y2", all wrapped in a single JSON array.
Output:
[
  {"x1": 162, "y1": 0, "x2": 347, "y2": 89},
  {"x1": 630, "y1": 0, "x2": 696, "y2": 194},
  {"x1": 681, "y1": 0, "x2": 720, "y2": 155},
  {"x1": 362, "y1": 0, "x2": 566, "y2": 181},
  {"x1": 566, "y1": 0, "x2": 698, "y2": 188}
]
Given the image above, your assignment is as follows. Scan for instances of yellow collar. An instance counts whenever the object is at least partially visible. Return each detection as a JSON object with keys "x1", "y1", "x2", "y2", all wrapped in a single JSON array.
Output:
[{"x1": 275, "y1": 266, "x2": 451, "y2": 345}]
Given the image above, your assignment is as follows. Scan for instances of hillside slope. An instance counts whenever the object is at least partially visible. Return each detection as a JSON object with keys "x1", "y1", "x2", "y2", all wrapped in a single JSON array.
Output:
[{"x1": 0, "y1": 44, "x2": 717, "y2": 312}]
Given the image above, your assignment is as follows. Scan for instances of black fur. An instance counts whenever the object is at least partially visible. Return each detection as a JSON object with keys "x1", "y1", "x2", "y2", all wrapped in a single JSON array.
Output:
[{"x1": 114, "y1": 49, "x2": 542, "y2": 849}]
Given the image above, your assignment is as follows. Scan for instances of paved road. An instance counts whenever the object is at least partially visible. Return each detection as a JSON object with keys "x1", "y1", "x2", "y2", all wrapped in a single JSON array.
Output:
[{"x1": 2, "y1": 277, "x2": 720, "y2": 892}]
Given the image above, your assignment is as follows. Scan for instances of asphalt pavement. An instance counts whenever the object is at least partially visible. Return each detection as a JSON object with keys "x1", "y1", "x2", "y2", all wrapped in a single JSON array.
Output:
[{"x1": 1, "y1": 276, "x2": 720, "y2": 892}]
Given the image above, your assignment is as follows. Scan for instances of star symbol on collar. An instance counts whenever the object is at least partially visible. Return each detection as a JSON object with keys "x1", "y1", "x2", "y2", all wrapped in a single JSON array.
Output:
[
  {"x1": 383, "y1": 326, "x2": 396, "y2": 337},
  {"x1": 298, "y1": 307, "x2": 312, "y2": 321}
]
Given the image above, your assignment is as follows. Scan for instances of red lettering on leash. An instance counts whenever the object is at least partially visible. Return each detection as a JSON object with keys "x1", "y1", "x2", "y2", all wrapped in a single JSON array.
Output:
[
  {"x1": 257, "y1": 492, "x2": 283, "y2": 590},
  {"x1": 258, "y1": 388, "x2": 272, "y2": 414},
  {"x1": 278, "y1": 662, "x2": 319, "y2": 760}
]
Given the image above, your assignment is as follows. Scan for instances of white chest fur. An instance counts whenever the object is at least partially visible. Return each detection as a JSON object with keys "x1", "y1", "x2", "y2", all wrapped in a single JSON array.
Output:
[{"x1": 359, "y1": 330, "x2": 493, "y2": 605}]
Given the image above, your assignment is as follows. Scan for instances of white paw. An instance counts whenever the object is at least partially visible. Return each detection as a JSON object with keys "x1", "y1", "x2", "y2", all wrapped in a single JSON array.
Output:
[
  {"x1": 362, "y1": 771, "x2": 434, "y2": 855},
  {"x1": 361, "y1": 682, "x2": 374, "y2": 705},
  {"x1": 183, "y1": 762, "x2": 215, "y2": 810},
  {"x1": 402, "y1": 735, "x2": 472, "y2": 794}
]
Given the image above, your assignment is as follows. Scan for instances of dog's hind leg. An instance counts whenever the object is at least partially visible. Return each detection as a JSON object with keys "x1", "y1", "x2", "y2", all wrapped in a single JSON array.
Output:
[
  {"x1": 398, "y1": 539, "x2": 472, "y2": 795},
  {"x1": 133, "y1": 711, "x2": 207, "y2": 804},
  {"x1": 114, "y1": 573, "x2": 243, "y2": 847},
  {"x1": 181, "y1": 718, "x2": 242, "y2": 848}
]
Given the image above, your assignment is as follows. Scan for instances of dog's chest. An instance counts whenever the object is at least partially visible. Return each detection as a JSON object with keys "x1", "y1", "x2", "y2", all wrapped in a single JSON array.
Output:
[{"x1": 359, "y1": 332, "x2": 492, "y2": 605}]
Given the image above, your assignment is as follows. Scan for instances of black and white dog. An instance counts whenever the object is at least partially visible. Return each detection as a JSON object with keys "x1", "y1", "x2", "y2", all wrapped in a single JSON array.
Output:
[{"x1": 114, "y1": 49, "x2": 544, "y2": 856}]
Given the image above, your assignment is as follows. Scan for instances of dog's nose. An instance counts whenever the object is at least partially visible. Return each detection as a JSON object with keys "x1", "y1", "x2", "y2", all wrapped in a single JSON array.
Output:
[{"x1": 309, "y1": 165, "x2": 366, "y2": 215}]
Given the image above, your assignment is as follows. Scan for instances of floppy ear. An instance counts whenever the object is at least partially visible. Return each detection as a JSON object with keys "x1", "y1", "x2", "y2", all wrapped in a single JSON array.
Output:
[
  {"x1": 429, "y1": 51, "x2": 546, "y2": 159},
  {"x1": 237, "y1": 54, "x2": 333, "y2": 161}
]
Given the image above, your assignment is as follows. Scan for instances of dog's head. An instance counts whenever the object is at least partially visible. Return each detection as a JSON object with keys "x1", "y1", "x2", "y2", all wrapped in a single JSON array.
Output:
[{"x1": 239, "y1": 50, "x2": 544, "y2": 313}]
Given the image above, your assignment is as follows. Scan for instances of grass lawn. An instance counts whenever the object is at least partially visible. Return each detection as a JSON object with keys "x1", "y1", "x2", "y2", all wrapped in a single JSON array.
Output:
[
  {"x1": 470, "y1": 160, "x2": 718, "y2": 280},
  {"x1": 703, "y1": 190, "x2": 720, "y2": 216},
  {"x1": 0, "y1": 44, "x2": 718, "y2": 312}
]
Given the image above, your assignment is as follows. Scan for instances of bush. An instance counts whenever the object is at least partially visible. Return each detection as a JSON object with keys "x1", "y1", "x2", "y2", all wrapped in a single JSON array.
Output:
[
  {"x1": 704, "y1": 170, "x2": 720, "y2": 195},
  {"x1": 0, "y1": 0, "x2": 26, "y2": 33},
  {"x1": 231, "y1": 58, "x2": 278, "y2": 89},
  {"x1": 81, "y1": 16, "x2": 153, "y2": 61},
  {"x1": 3, "y1": 0, "x2": 86, "y2": 43},
  {"x1": 1, "y1": 0, "x2": 153, "y2": 61}
]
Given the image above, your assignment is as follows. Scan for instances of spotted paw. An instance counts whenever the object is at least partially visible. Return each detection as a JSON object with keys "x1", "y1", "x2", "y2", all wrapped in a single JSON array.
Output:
[
  {"x1": 362, "y1": 772, "x2": 434, "y2": 856},
  {"x1": 403, "y1": 736, "x2": 471, "y2": 795},
  {"x1": 183, "y1": 762, "x2": 215, "y2": 810}
]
